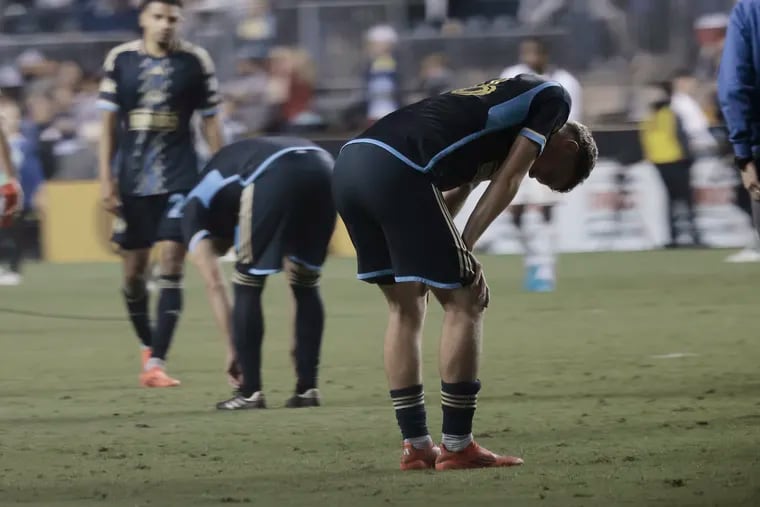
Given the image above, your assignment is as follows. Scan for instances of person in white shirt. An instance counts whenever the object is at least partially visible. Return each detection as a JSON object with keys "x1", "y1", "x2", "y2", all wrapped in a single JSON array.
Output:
[{"x1": 500, "y1": 37, "x2": 582, "y2": 291}]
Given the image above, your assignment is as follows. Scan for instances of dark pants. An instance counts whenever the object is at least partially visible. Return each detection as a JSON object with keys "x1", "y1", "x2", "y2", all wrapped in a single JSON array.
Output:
[
  {"x1": 0, "y1": 211, "x2": 27, "y2": 273},
  {"x1": 656, "y1": 160, "x2": 701, "y2": 245}
]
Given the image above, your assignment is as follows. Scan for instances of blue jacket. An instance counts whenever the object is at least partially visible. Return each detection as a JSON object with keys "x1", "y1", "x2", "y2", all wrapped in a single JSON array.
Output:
[
  {"x1": 10, "y1": 136, "x2": 43, "y2": 209},
  {"x1": 719, "y1": 0, "x2": 760, "y2": 159}
]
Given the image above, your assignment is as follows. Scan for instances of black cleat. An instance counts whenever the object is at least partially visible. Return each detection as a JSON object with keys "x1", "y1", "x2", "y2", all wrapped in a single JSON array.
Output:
[
  {"x1": 285, "y1": 388, "x2": 321, "y2": 408},
  {"x1": 216, "y1": 391, "x2": 266, "y2": 410}
]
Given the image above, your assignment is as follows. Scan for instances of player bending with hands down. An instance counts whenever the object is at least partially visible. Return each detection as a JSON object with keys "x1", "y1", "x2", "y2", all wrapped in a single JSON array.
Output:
[
  {"x1": 333, "y1": 74, "x2": 598, "y2": 470},
  {"x1": 181, "y1": 137, "x2": 336, "y2": 409}
]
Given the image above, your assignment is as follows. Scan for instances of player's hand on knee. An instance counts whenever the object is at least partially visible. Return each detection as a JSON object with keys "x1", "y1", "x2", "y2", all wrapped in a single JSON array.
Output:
[
  {"x1": 471, "y1": 258, "x2": 490, "y2": 310},
  {"x1": 100, "y1": 180, "x2": 121, "y2": 215}
]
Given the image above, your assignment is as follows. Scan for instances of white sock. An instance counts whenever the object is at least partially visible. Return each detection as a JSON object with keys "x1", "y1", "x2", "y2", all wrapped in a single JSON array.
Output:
[
  {"x1": 145, "y1": 358, "x2": 165, "y2": 371},
  {"x1": 442, "y1": 433, "x2": 472, "y2": 452},
  {"x1": 405, "y1": 435, "x2": 433, "y2": 450}
]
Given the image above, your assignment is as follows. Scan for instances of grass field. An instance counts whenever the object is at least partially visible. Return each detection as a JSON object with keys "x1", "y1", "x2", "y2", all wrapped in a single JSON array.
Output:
[{"x1": 1, "y1": 251, "x2": 759, "y2": 507}]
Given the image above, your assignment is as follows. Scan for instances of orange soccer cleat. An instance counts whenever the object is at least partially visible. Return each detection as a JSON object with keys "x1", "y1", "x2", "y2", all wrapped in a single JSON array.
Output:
[
  {"x1": 139, "y1": 366, "x2": 181, "y2": 388},
  {"x1": 399, "y1": 441, "x2": 440, "y2": 471},
  {"x1": 435, "y1": 440, "x2": 523, "y2": 471}
]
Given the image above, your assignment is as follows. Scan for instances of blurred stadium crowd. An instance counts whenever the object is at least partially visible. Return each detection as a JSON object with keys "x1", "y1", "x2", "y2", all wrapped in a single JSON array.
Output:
[{"x1": 0, "y1": 0, "x2": 744, "y2": 279}]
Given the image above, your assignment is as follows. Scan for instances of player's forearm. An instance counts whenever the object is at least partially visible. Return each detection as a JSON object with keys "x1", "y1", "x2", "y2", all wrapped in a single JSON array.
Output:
[
  {"x1": 461, "y1": 177, "x2": 521, "y2": 250},
  {"x1": 192, "y1": 240, "x2": 234, "y2": 351},
  {"x1": 98, "y1": 114, "x2": 117, "y2": 184},
  {"x1": 443, "y1": 183, "x2": 475, "y2": 217},
  {"x1": 206, "y1": 282, "x2": 234, "y2": 353},
  {"x1": 202, "y1": 115, "x2": 224, "y2": 155},
  {"x1": 0, "y1": 130, "x2": 16, "y2": 180}
]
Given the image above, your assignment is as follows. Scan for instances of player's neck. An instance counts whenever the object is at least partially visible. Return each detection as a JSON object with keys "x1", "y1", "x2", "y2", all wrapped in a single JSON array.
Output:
[{"x1": 142, "y1": 38, "x2": 175, "y2": 58}]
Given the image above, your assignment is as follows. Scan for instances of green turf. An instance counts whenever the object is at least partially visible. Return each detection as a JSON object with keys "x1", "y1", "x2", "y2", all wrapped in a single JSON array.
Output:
[{"x1": 1, "y1": 251, "x2": 759, "y2": 507}]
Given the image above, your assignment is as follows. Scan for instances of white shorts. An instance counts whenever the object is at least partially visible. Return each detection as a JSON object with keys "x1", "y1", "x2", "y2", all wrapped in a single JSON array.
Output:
[{"x1": 511, "y1": 177, "x2": 560, "y2": 206}]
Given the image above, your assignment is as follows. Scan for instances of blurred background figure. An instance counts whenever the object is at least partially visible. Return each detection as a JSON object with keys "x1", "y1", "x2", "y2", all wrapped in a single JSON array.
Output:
[
  {"x1": 501, "y1": 37, "x2": 582, "y2": 292},
  {"x1": 364, "y1": 25, "x2": 401, "y2": 125},
  {"x1": 0, "y1": 98, "x2": 44, "y2": 286},
  {"x1": 639, "y1": 80, "x2": 703, "y2": 249},
  {"x1": 418, "y1": 53, "x2": 453, "y2": 98}
]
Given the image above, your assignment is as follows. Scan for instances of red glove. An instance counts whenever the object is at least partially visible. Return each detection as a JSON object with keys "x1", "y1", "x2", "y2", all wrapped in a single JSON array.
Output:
[{"x1": 0, "y1": 180, "x2": 22, "y2": 228}]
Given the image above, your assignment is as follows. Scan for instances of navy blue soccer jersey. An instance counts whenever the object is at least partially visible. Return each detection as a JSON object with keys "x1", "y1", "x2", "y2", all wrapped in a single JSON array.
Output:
[
  {"x1": 344, "y1": 74, "x2": 571, "y2": 190},
  {"x1": 181, "y1": 137, "x2": 332, "y2": 252},
  {"x1": 98, "y1": 40, "x2": 220, "y2": 197}
]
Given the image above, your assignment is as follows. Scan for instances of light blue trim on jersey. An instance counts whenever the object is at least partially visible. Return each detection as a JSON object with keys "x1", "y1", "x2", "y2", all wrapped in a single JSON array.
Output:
[
  {"x1": 248, "y1": 267, "x2": 282, "y2": 276},
  {"x1": 243, "y1": 146, "x2": 331, "y2": 185},
  {"x1": 519, "y1": 127, "x2": 547, "y2": 154},
  {"x1": 185, "y1": 169, "x2": 242, "y2": 208},
  {"x1": 199, "y1": 106, "x2": 219, "y2": 117},
  {"x1": 344, "y1": 81, "x2": 560, "y2": 173},
  {"x1": 187, "y1": 229, "x2": 210, "y2": 253},
  {"x1": 357, "y1": 268, "x2": 395, "y2": 280},
  {"x1": 484, "y1": 81, "x2": 557, "y2": 130},
  {"x1": 97, "y1": 99, "x2": 119, "y2": 112},
  {"x1": 394, "y1": 276, "x2": 463, "y2": 289},
  {"x1": 341, "y1": 138, "x2": 425, "y2": 172},
  {"x1": 288, "y1": 256, "x2": 323, "y2": 272}
]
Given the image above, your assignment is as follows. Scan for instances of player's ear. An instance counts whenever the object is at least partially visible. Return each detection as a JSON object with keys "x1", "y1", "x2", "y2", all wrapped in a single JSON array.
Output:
[{"x1": 563, "y1": 138, "x2": 579, "y2": 154}]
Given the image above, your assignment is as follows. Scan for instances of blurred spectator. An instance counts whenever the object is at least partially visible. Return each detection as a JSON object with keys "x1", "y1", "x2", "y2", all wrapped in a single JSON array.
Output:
[
  {"x1": 639, "y1": 82, "x2": 703, "y2": 248},
  {"x1": 266, "y1": 47, "x2": 323, "y2": 134},
  {"x1": 419, "y1": 53, "x2": 453, "y2": 97},
  {"x1": 694, "y1": 13, "x2": 729, "y2": 125},
  {"x1": 0, "y1": 98, "x2": 44, "y2": 286},
  {"x1": 236, "y1": 0, "x2": 276, "y2": 60},
  {"x1": 670, "y1": 69, "x2": 718, "y2": 156},
  {"x1": 501, "y1": 38, "x2": 582, "y2": 121},
  {"x1": 364, "y1": 25, "x2": 401, "y2": 124},
  {"x1": 23, "y1": 92, "x2": 58, "y2": 180}
]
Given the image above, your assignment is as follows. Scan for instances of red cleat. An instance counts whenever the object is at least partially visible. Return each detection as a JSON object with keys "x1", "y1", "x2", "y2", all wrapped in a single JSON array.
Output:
[
  {"x1": 139, "y1": 366, "x2": 181, "y2": 388},
  {"x1": 435, "y1": 440, "x2": 523, "y2": 471},
  {"x1": 400, "y1": 441, "x2": 440, "y2": 471}
]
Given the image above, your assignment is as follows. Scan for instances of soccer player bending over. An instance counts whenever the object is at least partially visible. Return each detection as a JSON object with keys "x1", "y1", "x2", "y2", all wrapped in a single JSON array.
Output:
[
  {"x1": 333, "y1": 74, "x2": 598, "y2": 470},
  {"x1": 98, "y1": 0, "x2": 224, "y2": 387},
  {"x1": 181, "y1": 137, "x2": 336, "y2": 409}
]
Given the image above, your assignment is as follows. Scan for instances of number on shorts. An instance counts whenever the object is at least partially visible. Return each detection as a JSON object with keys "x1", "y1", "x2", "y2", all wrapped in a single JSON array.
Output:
[{"x1": 167, "y1": 193, "x2": 186, "y2": 219}]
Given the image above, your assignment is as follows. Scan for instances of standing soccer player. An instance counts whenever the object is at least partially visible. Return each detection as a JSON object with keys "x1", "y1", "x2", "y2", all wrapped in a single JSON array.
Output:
[
  {"x1": 98, "y1": 0, "x2": 224, "y2": 387},
  {"x1": 719, "y1": 0, "x2": 760, "y2": 236},
  {"x1": 333, "y1": 75, "x2": 597, "y2": 470}
]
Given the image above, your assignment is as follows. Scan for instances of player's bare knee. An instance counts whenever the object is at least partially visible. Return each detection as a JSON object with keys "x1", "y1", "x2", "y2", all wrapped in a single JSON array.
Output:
[
  {"x1": 438, "y1": 286, "x2": 485, "y2": 319},
  {"x1": 122, "y1": 250, "x2": 150, "y2": 288},
  {"x1": 158, "y1": 242, "x2": 186, "y2": 276},
  {"x1": 382, "y1": 284, "x2": 427, "y2": 324}
]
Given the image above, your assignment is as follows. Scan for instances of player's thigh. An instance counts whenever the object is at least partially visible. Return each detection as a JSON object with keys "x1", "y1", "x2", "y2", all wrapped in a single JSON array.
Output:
[
  {"x1": 113, "y1": 195, "x2": 165, "y2": 250},
  {"x1": 122, "y1": 248, "x2": 152, "y2": 281},
  {"x1": 235, "y1": 181, "x2": 287, "y2": 275},
  {"x1": 382, "y1": 175, "x2": 476, "y2": 289},
  {"x1": 332, "y1": 146, "x2": 394, "y2": 283},
  {"x1": 286, "y1": 173, "x2": 338, "y2": 273}
]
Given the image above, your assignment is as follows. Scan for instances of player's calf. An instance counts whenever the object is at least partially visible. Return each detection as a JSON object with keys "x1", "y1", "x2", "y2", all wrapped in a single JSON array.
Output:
[
  {"x1": 211, "y1": 267, "x2": 268, "y2": 410},
  {"x1": 286, "y1": 260, "x2": 325, "y2": 403}
]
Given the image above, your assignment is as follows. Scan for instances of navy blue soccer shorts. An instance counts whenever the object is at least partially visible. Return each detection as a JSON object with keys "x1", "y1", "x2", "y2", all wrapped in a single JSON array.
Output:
[
  {"x1": 112, "y1": 192, "x2": 187, "y2": 250},
  {"x1": 332, "y1": 142, "x2": 476, "y2": 289},
  {"x1": 235, "y1": 150, "x2": 336, "y2": 276}
]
